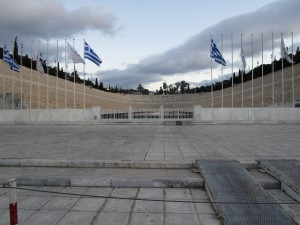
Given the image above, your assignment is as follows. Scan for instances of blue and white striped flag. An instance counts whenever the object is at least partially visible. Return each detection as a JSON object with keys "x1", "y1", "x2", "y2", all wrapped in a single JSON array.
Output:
[
  {"x1": 3, "y1": 46, "x2": 12, "y2": 65},
  {"x1": 3, "y1": 45, "x2": 20, "y2": 72},
  {"x1": 10, "y1": 60, "x2": 20, "y2": 72},
  {"x1": 84, "y1": 41, "x2": 102, "y2": 66},
  {"x1": 210, "y1": 39, "x2": 226, "y2": 66}
]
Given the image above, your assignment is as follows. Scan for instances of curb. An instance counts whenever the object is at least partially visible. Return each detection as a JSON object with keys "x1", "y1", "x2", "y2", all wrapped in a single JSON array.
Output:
[
  {"x1": 0, "y1": 159, "x2": 258, "y2": 169},
  {"x1": 6, "y1": 175, "x2": 204, "y2": 188},
  {"x1": 0, "y1": 159, "x2": 193, "y2": 169}
]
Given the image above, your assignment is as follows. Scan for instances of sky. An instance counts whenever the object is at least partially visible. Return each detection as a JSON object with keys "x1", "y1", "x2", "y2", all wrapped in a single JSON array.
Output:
[{"x1": 1, "y1": 0, "x2": 300, "y2": 91}]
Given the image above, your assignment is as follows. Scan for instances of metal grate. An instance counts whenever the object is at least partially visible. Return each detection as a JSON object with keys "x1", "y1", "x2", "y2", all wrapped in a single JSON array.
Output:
[
  {"x1": 259, "y1": 160, "x2": 300, "y2": 193},
  {"x1": 197, "y1": 160, "x2": 296, "y2": 225}
]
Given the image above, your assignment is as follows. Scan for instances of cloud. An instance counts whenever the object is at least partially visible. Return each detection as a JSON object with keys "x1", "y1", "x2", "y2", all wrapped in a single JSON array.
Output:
[
  {"x1": 100, "y1": 0, "x2": 300, "y2": 89},
  {"x1": 0, "y1": 0, "x2": 119, "y2": 41}
]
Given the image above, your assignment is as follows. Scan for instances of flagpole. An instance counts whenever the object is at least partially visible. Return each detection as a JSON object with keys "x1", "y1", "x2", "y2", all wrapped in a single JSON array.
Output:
[
  {"x1": 292, "y1": 32, "x2": 294, "y2": 107},
  {"x1": 30, "y1": 41, "x2": 33, "y2": 110},
  {"x1": 261, "y1": 33, "x2": 264, "y2": 107},
  {"x1": 241, "y1": 34, "x2": 243, "y2": 108},
  {"x1": 231, "y1": 34, "x2": 233, "y2": 108},
  {"x1": 251, "y1": 34, "x2": 254, "y2": 108},
  {"x1": 272, "y1": 33, "x2": 274, "y2": 106},
  {"x1": 210, "y1": 36, "x2": 213, "y2": 108},
  {"x1": 65, "y1": 39, "x2": 67, "y2": 109},
  {"x1": 12, "y1": 42, "x2": 15, "y2": 109},
  {"x1": 83, "y1": 39, "x2": 86, "y2": 109},
  {"x1": 281, "y1": 33, "x2": 284, "y2": 106},
  {"x1": 221, "y1": 34, "x2": 224, "y2": 108},
  {"x1": 73, "y1": 39, "x2": 76, "y2": 109},
  {"x1": 37, "y1": 40, "x2": 40, "y2": 109},
  {"x1": 2, "y1": 46, "x2": 4, "y2": 110},
  {"x1": 56, "y1": 40, "x2": 59, "y2": 109},
  {"x1": 20, "y1": 43, "x2": 23, "y2": 110},
  {"x1": 46, "y1": 40, "x2": 49, "y2": 109}
]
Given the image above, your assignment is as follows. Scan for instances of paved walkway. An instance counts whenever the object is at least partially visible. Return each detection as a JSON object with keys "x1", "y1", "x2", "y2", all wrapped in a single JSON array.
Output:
[
  {"x1": 0, "y1": 124, "x2": 299, "y2": 224},
  {"x1": 0, "y1": 124, "x2": 299, "y2": 163},
  {"x1": 0, "y1": 186, "x2": 221, "y2": 225}
]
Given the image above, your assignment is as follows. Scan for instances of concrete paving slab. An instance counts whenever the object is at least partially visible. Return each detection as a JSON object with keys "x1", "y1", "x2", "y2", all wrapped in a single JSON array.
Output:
[
  {"x1": 190, "y1": 188, "x2": 209, "y2": 200},
  {"x1": 41, "y1": 196, "x2": 79, "y2": 210},
  {"x1": 165, "y1": 188, "x2": 193, "y2": 200},
  {"x1": 84, "y1": 187, "x2": 112, "y2": 197},
  {"x1": 60, "y1": 187, "x2": 88, "y2": 197},
  {"x1": 18, "y1": 196, "x2": 52, "y2": 210},
  {"x1": 95, "y1": 212, "x2": 130, "y2": 225},
  {"x1": 103, "y1": 199, "x2": 135, "y2": 213},
  {"x1": 198, "y1": 214, "x2": 222, "y2": 225},
  {"x1": 137, "y1": 188, "x2": 164, "y2": 199},
  {"x1": 21, "y1": 210, "x2": 66, "y2": 225},
  {"x1": 130, "y1": 213, "x2": 164, "y2": 225},
  {"x1": 0, "y1": 188, "x2": 7, "y2": 196},
  {"x1": 0, "y1": 195, "x2": 8, "y2": 209},
  {"x1": 56, "y1": 211, "x2": 97, "y2": 225},
  {"x1": 0, "y1": 208, "x2": 6, "y2": 215},
  {"x1": 165, "y1": 201, "x2": 196, "y2": 214},
  {"x1": 110, "y1": 188, "x2": 138, "y2": 198},
  {"x1": 72, "y1": 197, "x2": 106, "y2": 212},
  {"x1": 133, "y1": 200, "x2": 164, "y2": 213},
  {"x1": 0, "y1": 193, "x2": 27, "y2": 209},
  {"x1": 195, "y1": 203, "x2": 216, "y2": 214},
  {"x1": 165, "y1": 213, "x2": 200, "y2": 225},
  {"x1": 0, "y1": 209, "x2": 36, "y2": 225}
]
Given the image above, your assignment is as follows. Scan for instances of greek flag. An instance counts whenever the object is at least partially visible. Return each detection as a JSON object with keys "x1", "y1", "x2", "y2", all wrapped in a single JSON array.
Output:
[
  {"x1": 210, "y1": 39, "x2": 226, "y2": 66},
  {"x1": 3, "y1": 45, "x2": 20, "y2": 72},
  {"x1": 4, "y1": 46, "x2": 12, "y2": 65},
  {"x1": 281, "y1": 37, "x2": 293, "y2": 64},
  {"x1": 84, "y1": 41, "x2": 102, "y2": 66},
  {"x1": 10, "y1": 61, "x2": 20, "y2": 72}
]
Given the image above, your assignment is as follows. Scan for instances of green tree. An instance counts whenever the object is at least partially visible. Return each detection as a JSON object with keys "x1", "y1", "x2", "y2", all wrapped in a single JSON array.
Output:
[
  {"x1": 175, "y1": 82, "x2": 180, "y2": 93},
  {"x1": 163, "y1": 82, "x2": 167, "y2": 94},
  {"x1": 99, "y1": 81, "x2": 103, "y2": 90},
  {"x1": 180, "y1": 80, "x2": 188, "y2": 94},
  {"x1": 137, "y1": 84, "x2": 144, "y2": 93},
  {"x1": 94, "y1": 78, "x2": 99, "y2": 89},
  {"x1": 13, "y1": 36, "x2": 20, "y2": 64},
  {"x1": 158, "y1": 87, "x2": 163, "y2": 95}
]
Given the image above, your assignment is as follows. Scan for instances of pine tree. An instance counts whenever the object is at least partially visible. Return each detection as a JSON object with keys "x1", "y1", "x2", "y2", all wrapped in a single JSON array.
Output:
[
  {"x1": 99, "y1": 82, "x2": 103, "y2": 90},
  {"x1": 13, "y1": 36, "x2": 20, "y2": 64},
  {"x1": 94, "y1": 78, "x2": 99, "y2": 89}
]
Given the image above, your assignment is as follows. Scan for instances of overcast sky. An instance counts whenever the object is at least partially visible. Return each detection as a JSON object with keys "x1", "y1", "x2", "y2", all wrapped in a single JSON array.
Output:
[{"x1": 1, "y1": 0, "x2": 299, "y2": 91}]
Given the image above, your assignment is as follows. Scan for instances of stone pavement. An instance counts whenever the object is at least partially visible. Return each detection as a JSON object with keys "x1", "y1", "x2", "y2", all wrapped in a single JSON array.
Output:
[
  {"x1": 0, "y1": 186, "x2": 299, "y2": 225},
  {"x1": 0, "y1": 123, "x2": 299, "y2": 163},
  {"x1": 0, "y1": 186, "x2": 221, "y2": 225},
  {"x1": 0, "y1": 123, "x2": 299, "y2": 224}
]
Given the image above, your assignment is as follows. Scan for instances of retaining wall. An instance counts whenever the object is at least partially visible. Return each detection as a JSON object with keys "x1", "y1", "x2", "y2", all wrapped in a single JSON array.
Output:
[
  {"x1": 193, "y1": 105, "x2": 300, "y2": 123},
  {"x1": 0, "y1": 106, "x2": 299, "y2": 123}
]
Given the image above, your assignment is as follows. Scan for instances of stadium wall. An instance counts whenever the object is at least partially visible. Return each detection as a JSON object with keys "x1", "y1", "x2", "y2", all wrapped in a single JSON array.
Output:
[
  {"x1": 193, "y1": 105, "x2": 300, "y2": 123},
  {"x1": 0, "y1": 106, "x2": 299, "y2": 123},
  {"x1": 0, "y1": 109, "x2": 92, "y2": 123}
]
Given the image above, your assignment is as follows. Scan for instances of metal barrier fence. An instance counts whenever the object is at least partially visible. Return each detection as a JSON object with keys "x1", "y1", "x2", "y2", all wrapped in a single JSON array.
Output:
[
  {"x1": 101, "y1": 109, "x2": 129, "y2": 119},
  {"x1": 164, "y1": 108, "x2": 194, "y2": 119},
  {"x1": 100, "y1": 107, "x2": 193, "y2": 120}
]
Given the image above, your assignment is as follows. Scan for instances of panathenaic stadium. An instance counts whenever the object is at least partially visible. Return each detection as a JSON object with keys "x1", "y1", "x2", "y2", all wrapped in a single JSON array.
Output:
[{"x1": 0, "y1": 59, "x2": 300, "y2": 225}]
